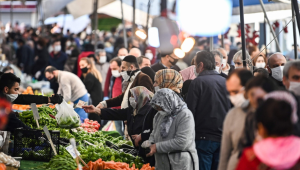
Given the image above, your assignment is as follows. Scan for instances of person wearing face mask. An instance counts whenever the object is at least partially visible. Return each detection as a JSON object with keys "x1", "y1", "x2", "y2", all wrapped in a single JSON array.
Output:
[
  {"x1": 97, "y1": 55, "x2": 153, "y2": 110},
  {"x1": 82, "y1": 86, "x2": 156, "y2": 165},
  {"x1": 236, "y1": 93, "x2": 300, "y2": 170},
  {"x1": 103, "y1": 48, "x2": 128, "y2": 100},
  {"x1": 267, "y1": 53, "x2": 287, "y2": 88},
  {"x1": 186, "y1": 51, "x2": 231, "y2": 170},
  {"x1": 31, "y1": 37, "x2": 49, "y2": 80},
  {"x1": 283, "y1": 60, "x2": 300, "y2": 137},
  {"x1": 145, "y1": 49, "x2": 154, "y2": 63},
  {"x1": 151, "y1": 52, "x2": 181, "y2": 72},
  {"x1": 94, "y1": 49, "x2": 110, "y2": 90},
  {"x1": 219, "y1": 73, "x2": 276, "y2": 170},
  {"x1": 0, "y1": 73, "x2": 63, "y2": 132},
  {"x1": 218, "y1": 48, "x2": 235, "y2": 76},
  {"x1": 232, "y1": 50, "x2": 251, "y2": 70},
  {"x1": 211, "y1": 50, "x2": 228, "y2": 78},
  {"x1": 253, "y1": 54, "x2": 267, "y2": 69},
  {"x1": 141, "y1": 88, "x2": 199, "y2": 170},
  {"x1": 49, "y1": 39, "x2": 67, "y2": 71},
  {"x1": 76, "y1": 43, "x2": 94, "y2": 77},
  {"x1": 79, "y1": 58, "x2": 103, "y2": 123},
  {"x1": 44, "y1": 66, "x2": 88, "y2": 122}
]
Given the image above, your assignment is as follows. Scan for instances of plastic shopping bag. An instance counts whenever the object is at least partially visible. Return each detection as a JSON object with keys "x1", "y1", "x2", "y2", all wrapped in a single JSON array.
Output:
[{"x1": 55, "y1": 100, "x2": 81, "y2": 129}]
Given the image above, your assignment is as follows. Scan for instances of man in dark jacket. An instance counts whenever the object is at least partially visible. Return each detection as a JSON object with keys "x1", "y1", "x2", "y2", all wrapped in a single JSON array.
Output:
[
  {"x1": 283, "y1": 60, "x2": 300, "y2": 135},
  {"x1": 151, "y1": 52, "x2": 180, "y2": 72},
  {"x1": 186, "y1": 51, "x2": 231, "y2": 170},
  {"x1": 98, "y1": 55, "x2": 154, "y2": 109},
  {"x1": 16, "y1": 38, "x2": 34, "y2": 74},
  {"x1": 267, "y1": 53, "x2": 286, "y2": 88}
]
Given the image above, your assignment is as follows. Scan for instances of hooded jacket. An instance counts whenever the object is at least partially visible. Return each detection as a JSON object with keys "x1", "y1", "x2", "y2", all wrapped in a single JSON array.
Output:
[{"x1": 236, "y1": 136, "x2": 300, "y2": 170}]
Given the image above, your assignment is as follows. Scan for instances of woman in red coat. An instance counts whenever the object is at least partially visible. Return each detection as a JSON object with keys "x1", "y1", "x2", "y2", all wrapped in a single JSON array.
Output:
[{"x1": 236, "y1": 91, "x2": 300, "y2": 170}]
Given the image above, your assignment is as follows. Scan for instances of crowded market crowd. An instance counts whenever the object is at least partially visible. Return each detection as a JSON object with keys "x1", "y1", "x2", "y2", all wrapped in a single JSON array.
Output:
[{"x1": 0, "y1": 23, "x2": 300, "y2": 170}]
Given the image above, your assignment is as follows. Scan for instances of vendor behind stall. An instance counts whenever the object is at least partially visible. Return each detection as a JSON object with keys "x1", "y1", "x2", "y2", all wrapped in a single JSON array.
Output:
[
  {"x1": 83, "y1": 86, "x2": 156, "y2": 166},
  {"x1": 45, "y1": 66, "x2": 89, "y2": 122},
  {"x1": 0, "y1": 72, "x2": 63, "y2": 132}
]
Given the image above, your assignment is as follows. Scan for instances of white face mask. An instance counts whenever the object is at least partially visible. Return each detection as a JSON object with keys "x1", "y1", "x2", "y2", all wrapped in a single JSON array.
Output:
[
  {"x1": 194, "y1": 65, "x2": 199, "y2": 77},
  {"x1": 271, "y1": 66, "x2": 284, "y2": 81},
  {"x1": 99, "y1": 56, "x2": 107, "y2": 64},
  {"x1": 66, "y1": 41, "x2": 71, "y2": 47},
  {"x1": 111, "y1": 70, "x2": 121, "y2": 78},
  {"x1": 119, "y1": 56, "x2": 125, "y2": 60},
  {"x1": 289, "y1": 81, "x2": 300, "y2": 96},
  {"x1": 222, "y1": 60, "x2": 227, "y2": 68},
  {"x1": 154, "y1": 86, "x2": 160, "y2": 93},
  {"x1": 229, "y1": 93, "x2": 246, "y2": 107},
  {"x1": 66, "y1": 50, "x2": 72, "y2": 55},
  {"x1": 129, "y1": 97, "x2": 137, "y2": 109},
  {"x1": 120, "y1": 71, "x2": 130, "y2": 81},
  {"x1": 256, "y1": 62, "x2": 266, "y2": 68},
  {"x1": 145, "y1": 53, "x2": 153, "y2": 61},
  {"x1": 54, "y1": 45, "x2": 61, "y2": 52},
  {"x1": 158, "y1": 111, "x2": 168, "y2": 116},
  {"x1": 215, "y1": 66, "x2": 221, "y2": 73},
  {"x1": 6, "y1": 94, "x2": 18, "y2": 102}
]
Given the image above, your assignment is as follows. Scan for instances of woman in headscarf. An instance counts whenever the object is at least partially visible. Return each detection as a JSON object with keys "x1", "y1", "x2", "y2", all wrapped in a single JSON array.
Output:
[
  {"x1": 142, "y1": 88, "x2": 199, "y2": 170},
  {"x1": 83, "y1": 86, "x2": 156, "y2": 164},
  {"x1": 154, "y1": 69, "x2": 183, "y2": 97}
]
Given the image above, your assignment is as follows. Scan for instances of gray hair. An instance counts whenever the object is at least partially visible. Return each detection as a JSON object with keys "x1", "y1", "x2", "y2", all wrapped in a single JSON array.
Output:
[
  {"x1": 233, "y1": 50, "x2": 252, "y2": 66},
  {"x1": 283, "y1": 60, "x2": 300, "y2": 78},
  {"x1": 211, "y1": 50, "x2": 223, "y2": 64},
  {"x1": 95, "y1": 49, "x2": 106, "y2": 56},
  {"x1": 267, "y1": 52, "x2": 284, "y2": 66}
]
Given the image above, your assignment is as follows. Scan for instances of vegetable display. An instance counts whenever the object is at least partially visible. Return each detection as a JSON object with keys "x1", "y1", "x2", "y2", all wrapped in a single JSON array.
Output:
[
  {"x1": 17, "y1": 105, "x2": 153, "y2": 169},
  {"x1": 19, "y1": 106, "x2": 57, "y2": 129},
  {"x1": 81, "y1": 159, "x2": 154, "y2": 170},
  {"x1": 0, "y1": 152, "x2": 20, "y2": 168},
  {"x1": 80, "y1": 119, "x2": 100, "y2": 133}
]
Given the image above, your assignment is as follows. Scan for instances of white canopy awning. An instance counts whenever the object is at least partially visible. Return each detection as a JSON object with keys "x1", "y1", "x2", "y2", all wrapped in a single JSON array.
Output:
[
  {"x1": 67, "y1": 0, "x2": 115, "y2": 19},
  {"x1": 42, "y1": 0, "x2": 74, "y2": 19}
]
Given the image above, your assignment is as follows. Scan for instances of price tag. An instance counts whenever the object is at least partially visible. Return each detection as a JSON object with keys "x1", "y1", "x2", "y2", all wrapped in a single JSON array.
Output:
[
  {"x1": 30, "y1": 103, "x2": 39, "y2": 120},
  {"x1": 43, "y1": 126, "x2": 57, "y2": 155},
  {"x1": 84, "y1": 140, "x2": 95, "y2": 146},
  {"x1": 66, "y1": 145, "x2": 81, "y2": 159}
]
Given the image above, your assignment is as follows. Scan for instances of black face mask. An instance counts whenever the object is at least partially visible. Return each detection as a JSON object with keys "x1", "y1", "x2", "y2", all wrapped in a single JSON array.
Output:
[
  {"x1": 81, "y1": 67, "x2": 88, "y2": 73},
  {"x1": 169, "y1": 58, "x2": 179, "y2": 66},
  {"x1": 49, "y1": 77, "x2": 57, "y2": 83}
]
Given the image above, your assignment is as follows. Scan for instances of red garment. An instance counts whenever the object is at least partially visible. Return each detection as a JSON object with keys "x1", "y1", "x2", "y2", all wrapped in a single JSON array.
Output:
[
  {"x1": 146, "y1": 46, "x2": 156, "y2": 64},
  {"x1": 236, "y1": 147, "x2": 300, "y2": 170},
  {"x1": 111, "y1": 77, "x2": 122, "y2": 109},
  {"x1": 104, "y1": 67, "x2": 112, "y2": 97},
  {"x1": 77, "y1": 51, "x2": 94, "y2": 77}
]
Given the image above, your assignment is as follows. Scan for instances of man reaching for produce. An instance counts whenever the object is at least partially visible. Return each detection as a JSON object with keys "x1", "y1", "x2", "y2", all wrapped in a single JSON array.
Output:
[
  {"x1": 0, "y1": 73, "x2": 63, "y2": 132},
  {"x1": 45, "y1": 66, "x2": 89, "y2": 122}
]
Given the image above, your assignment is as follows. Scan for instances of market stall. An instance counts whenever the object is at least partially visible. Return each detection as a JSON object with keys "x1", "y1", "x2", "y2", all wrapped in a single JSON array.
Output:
[{"x1": 3, "y1": 95, "x2": 155, "y2": 170}]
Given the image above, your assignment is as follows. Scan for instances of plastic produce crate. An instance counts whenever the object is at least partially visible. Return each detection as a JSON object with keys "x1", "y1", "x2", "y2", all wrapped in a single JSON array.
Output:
[{"x1": 12, "y1": 128, "x2": 60, "y2": 162}]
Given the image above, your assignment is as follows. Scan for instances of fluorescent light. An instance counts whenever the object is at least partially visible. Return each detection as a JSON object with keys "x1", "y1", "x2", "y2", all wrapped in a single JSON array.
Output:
[{"x1": 135, "y1": 29, "x2": 147, "y2": 40}]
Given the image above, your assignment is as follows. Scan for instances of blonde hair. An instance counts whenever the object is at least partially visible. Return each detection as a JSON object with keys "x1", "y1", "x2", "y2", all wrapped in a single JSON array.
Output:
[{"x1": 80, "y1": 57, "x2": 103, "y2": 83}]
